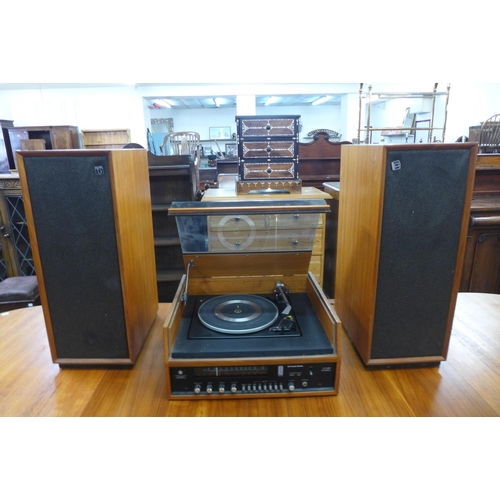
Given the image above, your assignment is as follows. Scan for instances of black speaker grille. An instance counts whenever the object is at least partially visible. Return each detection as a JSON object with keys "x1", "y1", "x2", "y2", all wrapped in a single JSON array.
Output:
[
  {"x1": 371, "y1": 148, "x2": 471, "y2": 359},
  {"x1": 24, "y1": 155, "x2": 128, "y2": 359}
]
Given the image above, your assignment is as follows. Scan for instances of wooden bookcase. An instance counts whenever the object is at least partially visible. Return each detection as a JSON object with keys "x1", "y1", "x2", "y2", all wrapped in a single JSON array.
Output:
[
  {"x1": 148, "y1": 151, "x2": 198, "y2": 302},
  {"x1": 81, "y1": 129, "x2": 131, "y2": 149}
]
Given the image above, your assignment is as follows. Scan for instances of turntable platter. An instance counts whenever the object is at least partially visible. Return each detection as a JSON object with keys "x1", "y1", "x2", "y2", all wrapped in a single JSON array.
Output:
[{"x1": 198, "y1": 294, "x2": 279, "y2": 334}]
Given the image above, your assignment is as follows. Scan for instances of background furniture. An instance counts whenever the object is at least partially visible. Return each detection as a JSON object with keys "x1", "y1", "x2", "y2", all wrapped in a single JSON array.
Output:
[
  {"x1": 148, "y1": 151, "x2": 199, "y2": 302},
  {"x1": 460, "y1": 153, "x2": 500, "y2": 293},
  {"x1": 81, "y1": 129, "x2": 131, "y2": 149},
  {"x1": 0, "y1": 173, "x2": 35, "y2": 282},
  {"x1": 478, "y1": 114, "x2": 500, "y2": 153},
  {"x1": 357, "y1": 83, "x2": 450, "y2": 144},
  {"x1": 160, "y1": 131, "x2": 200, "y2": 155},
  {"x1": 335, "y1": 143, "x2": 477, "y2": 367},
  {"x1": 17, "y1": 149, "x2": 158, "y2": 366},
  {"x1": 0, "y1": 119, "x2": 14, "y2": 172},
  {"x1": 0, "y1": 275, "x2": 39, "y2": 313},
  {"x1": 298, "y1": 132, "x2": 351, "y2": 189},
  {"x1": 7, "y1": 125, "x2": 81, "y2": 169},
  {"x1": 160, "y1": 132, "x2": 201, "y2": 197},
  {"x1": 322, "y1": 181, "x2": 340, "y2": 298}
]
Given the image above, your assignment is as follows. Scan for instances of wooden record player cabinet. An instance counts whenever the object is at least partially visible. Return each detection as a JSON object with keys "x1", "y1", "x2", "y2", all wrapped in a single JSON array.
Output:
[
  {"x1": 163, "y1": 200, "x2": 341, "y2": 399},
  {"x1": 202, "y1": 187, "x2": 331, "y2": 288}
]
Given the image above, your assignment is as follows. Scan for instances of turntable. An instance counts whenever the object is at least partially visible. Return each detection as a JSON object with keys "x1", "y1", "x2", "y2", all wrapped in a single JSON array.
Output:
[{"x1": 163, "y1": 199, "x2": 341, "y2": 399}]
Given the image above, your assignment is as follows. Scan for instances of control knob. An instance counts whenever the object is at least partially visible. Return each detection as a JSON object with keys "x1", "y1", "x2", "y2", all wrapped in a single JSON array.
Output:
[
  {"x1": 231, "y1": 384, "x2": 237, "y2": 393},
  {"x1": 288, "y1": 382, "x2": 295, "y2": 392},
  {"x1": 219, "y1": 383, "x2": 225, "y2": 394},
  {"x1": 194, "y1": 384, "x2": 201, "y2": 394},
  {"x1": 206, "y1": 384, "x2": 213, "y2": 394}
]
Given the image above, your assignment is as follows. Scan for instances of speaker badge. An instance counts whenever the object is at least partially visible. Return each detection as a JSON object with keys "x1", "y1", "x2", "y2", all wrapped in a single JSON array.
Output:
[
  {"x1": 391, "y1": 160, "x2": 402, "y2": 171},
  {"x1": 94, "y1": 165, "x2": 104, "y2": 176}
]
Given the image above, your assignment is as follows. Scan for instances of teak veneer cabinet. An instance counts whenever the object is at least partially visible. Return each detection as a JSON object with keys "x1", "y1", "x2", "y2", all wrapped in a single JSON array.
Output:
[
  {"x1": 16, "y1": 149, "x2": 158, "y2": 365},
  {"x1": 335, "y1": 143, "x2": 477, "y2": 367}
]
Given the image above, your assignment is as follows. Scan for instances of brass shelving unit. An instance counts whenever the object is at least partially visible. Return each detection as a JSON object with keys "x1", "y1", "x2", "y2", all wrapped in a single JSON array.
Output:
[{"x1": 357, "y1": 83, "x2": 451, "y2": 144}]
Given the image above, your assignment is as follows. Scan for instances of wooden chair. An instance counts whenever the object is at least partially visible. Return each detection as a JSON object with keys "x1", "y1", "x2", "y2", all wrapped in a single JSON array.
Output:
[
  {"x1": 160, "y1": 131, "x2": 200, "y2": 156},
  {"x1": 479, "y1": 114, "x2": 500, "y2": 153},
  {"x1": 160, "y1": 132, "x2": 202, "y2": 200}
]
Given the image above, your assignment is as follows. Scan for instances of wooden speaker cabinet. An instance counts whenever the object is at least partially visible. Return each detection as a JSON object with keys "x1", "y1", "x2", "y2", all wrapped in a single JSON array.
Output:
[
  {"x1": 17, "y1": 149, "x2": 158, "y2": 366},
  {"x1": 335, "y1": 143, "x2": 477, "y2": 367}
]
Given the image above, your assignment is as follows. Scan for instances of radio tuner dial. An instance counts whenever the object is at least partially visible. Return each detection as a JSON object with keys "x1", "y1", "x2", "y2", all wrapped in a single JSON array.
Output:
[{"x1": 288, "y1": 382, "x2": 295, "y2": 391}]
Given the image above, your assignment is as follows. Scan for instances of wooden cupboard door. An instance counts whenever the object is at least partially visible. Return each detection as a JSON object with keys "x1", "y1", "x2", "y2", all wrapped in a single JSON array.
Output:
[
  {"x1": 50, "y1": 129, "x2": 72, "y2": 149},
  {"x1": 468, "y1": 231, "x2": 500, "y2": 293}
]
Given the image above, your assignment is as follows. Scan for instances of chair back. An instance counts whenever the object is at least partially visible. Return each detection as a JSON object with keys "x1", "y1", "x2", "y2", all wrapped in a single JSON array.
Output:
[
  {"x1": 479, "y1": 114, "x2": 500, "y2": 153},
  {"x1": 160, "y1": 131, "x2": 201, "y2": 200},
  {"x1": 160, "y1": 132, "x2": 200, "y2": 156}
]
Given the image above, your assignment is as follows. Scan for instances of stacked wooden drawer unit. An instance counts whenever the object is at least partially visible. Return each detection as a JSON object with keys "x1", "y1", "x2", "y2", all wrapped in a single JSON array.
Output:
[{"x1": 235, "y1": 115, "x2": 302, "y2": 194}]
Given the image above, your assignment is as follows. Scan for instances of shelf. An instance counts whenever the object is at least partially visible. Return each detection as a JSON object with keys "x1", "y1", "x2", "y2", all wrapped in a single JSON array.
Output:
[
  {"x1": 154, "y1": 236, "x2": 180, "y2": 246},
  {"x1": 156, "y1": 270, "x2": 185, "y2": 281},
  {"x1": 81, "y1": 129, "x2": 131, "y2": 149}
]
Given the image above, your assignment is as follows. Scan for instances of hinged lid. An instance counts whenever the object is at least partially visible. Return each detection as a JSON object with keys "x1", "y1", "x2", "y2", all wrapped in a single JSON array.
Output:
[{"x1": 169, "y1": 199, "x2": 329, "y2": 279}]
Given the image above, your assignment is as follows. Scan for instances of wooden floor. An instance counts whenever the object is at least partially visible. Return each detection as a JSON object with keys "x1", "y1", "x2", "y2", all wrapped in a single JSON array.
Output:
[{"x1": 1, "y1": 293, "x2": 500, "y2": 417}]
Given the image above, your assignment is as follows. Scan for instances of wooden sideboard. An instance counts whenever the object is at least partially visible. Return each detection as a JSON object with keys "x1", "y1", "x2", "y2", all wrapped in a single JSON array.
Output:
[{"x1": 460, "y1": 154, "x2": 500, "y2": 293}]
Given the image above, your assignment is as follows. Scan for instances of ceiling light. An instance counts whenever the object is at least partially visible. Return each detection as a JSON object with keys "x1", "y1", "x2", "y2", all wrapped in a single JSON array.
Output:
[
  {"x1": 265, "y1": 96, "x2": 280, "y2": 106},
  {"x1": 214, "y1": 97, "x2": 224, "y2": 107},
  {"x1": 153, "y1": 99, "x2": 171, "y2": 108},
  {"x1": 312, "y1": 96, "x2": 331, "y2": 106}
]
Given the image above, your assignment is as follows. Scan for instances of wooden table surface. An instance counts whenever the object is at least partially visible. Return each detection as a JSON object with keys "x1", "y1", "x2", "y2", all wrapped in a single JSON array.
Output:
[{"x1": 1, "y1": 293, "x2": 500, "y2": 417}]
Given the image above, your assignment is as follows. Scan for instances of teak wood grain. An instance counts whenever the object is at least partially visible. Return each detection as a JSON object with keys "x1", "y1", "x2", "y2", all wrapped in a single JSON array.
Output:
[
  {"x1": 1, "y1": 292, "x2": 500, "y2": 416},
  {"x1": 16, "y1": 149, "x2": 158, "y2": 365}
]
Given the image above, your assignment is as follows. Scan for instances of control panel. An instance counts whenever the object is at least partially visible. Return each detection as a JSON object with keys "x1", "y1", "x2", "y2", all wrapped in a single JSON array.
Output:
[{"x1": 169, "y1": 363, "x2": 336, "y2": 396}]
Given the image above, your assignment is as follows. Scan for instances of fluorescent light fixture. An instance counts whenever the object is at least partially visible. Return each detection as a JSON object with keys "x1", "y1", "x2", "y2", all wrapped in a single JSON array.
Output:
[
  {"x1": 265, "y1": 96, "x2": 280, "y2": 106},
  {"x1": 153, "y1": 99, "x2": 171, "y2": 108},
  {"x1": 214, "y1": 97, "x2": 224, "y2": 107},
  {"x1": 312, "y1": 96, "x2": 331, "y2": 106}
]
